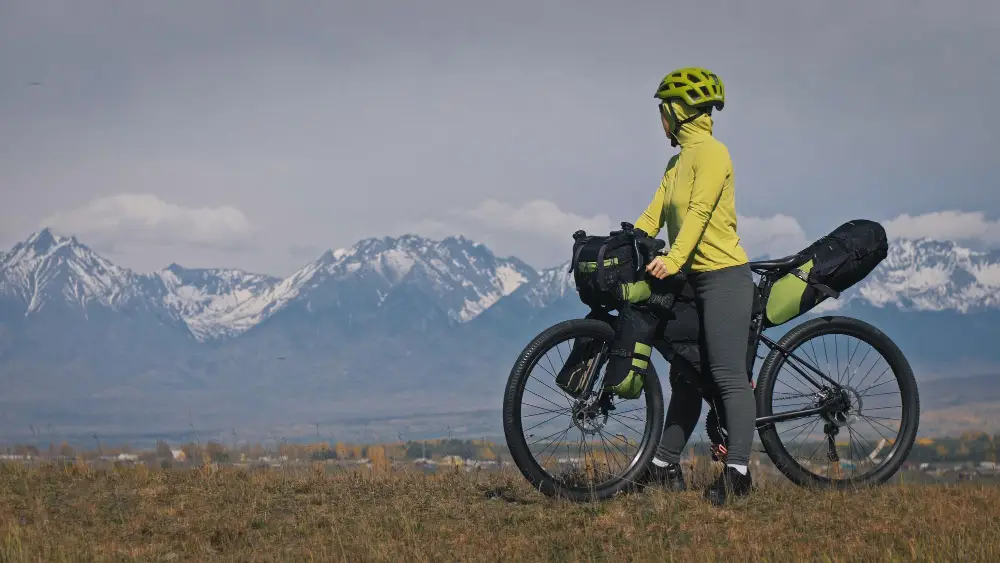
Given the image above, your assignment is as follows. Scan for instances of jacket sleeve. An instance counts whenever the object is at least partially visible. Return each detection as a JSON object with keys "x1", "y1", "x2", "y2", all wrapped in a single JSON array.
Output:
[
  {"x1": 661, "y1": 144, "x2": 729, "y2": 273},
  {"x1": 634, "y1": 162, "x2": 673, "y2": 237}
]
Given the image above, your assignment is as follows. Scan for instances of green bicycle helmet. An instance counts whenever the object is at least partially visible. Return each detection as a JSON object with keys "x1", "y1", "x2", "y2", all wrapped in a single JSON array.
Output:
[{"x1": 654, "y1": 67, "x2": 725, "y2": 111}]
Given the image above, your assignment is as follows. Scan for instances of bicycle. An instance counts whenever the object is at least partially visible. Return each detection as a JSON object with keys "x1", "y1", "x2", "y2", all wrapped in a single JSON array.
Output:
[{"x1": 501, "y1": 247, "x2": 920, "y2": 502}]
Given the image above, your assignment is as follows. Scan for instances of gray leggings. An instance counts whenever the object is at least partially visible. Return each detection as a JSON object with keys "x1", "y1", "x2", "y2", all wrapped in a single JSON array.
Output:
[{"x1": 654, "y1": 263, "x2": 756, "y2": 466}]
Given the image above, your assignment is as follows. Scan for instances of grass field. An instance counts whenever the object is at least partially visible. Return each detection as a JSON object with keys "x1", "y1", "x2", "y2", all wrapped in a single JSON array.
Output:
[{"x1": 1, "y1": 462, "x2": 999, "y2": 562}]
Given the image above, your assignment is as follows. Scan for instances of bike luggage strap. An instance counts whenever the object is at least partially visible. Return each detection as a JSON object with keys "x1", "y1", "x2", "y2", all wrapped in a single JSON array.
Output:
[
  {"x1": 569, "y1": 240, "x2": 588, "y2": 274},
  {"x1": 789, "y1": 268, "x2": 840, "y2": 299},
  {"x1": 609, "y1": 347, "x2": 651, "y2": 376},
  {"x1": 595, "y1": 243, "x2": 609, "y2": 291}
]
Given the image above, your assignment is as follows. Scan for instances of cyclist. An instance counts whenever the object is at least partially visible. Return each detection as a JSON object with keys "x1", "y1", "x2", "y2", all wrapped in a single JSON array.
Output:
[{"x1": 634, "y1": 67, "x2": 755, "y2": 505}]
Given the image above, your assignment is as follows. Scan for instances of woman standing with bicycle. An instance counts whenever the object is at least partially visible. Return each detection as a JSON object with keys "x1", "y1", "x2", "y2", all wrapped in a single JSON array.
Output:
[
  {"x1": 502, "y1": 72, "x2": 917, "y2": 498},
  {"x1": 635, "y1": 67, "x2": 756, "y2": 505}
]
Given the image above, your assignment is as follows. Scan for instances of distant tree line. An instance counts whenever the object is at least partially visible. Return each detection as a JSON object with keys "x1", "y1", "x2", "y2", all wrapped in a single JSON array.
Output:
[
  {"x1": 28, "y1": 432, "x2": 998, "y2": 466},
  {"x1": 907, "y1": 432, "x2": 999, "y2": 464},
  {"x1": 0, "y1": 437, "x2": 506, "y2": 464}
]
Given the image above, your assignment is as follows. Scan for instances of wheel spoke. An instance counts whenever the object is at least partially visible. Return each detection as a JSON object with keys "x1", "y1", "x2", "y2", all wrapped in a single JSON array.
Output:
[
  {"x1": 510, "y1": 327, "x2": 658, "y2": 496},
  {"x1": 759, "y1": 321, "x2": 914, "y2": 486},
  {"x1": 845, "y1": 345, "x2": 873, "y2": 388},
  {"x1": 523, "y1": 411, "x2": 569, "y2": 434},
  {"x1": 527, "y1": 376, "x2": 575, "y2": 409},
  {"x1": 524, "y1": 387, "x2": 566, "y2": 411},
  {"x1": 523, "y1": 407, "x2": 571, "y2": 418},
  {"x1": 606, "y1": 414, "x2": 644, "y2": 437}
]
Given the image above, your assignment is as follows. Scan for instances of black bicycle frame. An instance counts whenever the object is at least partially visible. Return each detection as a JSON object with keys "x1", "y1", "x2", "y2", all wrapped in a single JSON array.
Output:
[
  {"x1": 574, "y1": 264, "x2": 845, "y2": 428},
  {"x1": 746, "y1": 267, "x2": 845, "y2": 429}
]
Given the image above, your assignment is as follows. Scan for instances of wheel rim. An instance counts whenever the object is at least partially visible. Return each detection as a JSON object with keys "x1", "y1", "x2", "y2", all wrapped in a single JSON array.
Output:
[
  {"x1": 763, "y1": 328, "x2": 911, "y2": 484},
  {"x1": 513, "y1": 333, "x2": 655, "y2": 493}
]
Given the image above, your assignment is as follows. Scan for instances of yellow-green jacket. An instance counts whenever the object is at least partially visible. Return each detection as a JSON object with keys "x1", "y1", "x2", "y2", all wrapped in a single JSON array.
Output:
[{"x1": 635, "y1": 100, "x2": 748, "y2": 275}]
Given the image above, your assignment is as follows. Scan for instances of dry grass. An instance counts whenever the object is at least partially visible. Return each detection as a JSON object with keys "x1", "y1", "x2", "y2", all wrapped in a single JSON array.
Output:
[{"x1": 1, "y1": 462, "x2": 998, "y2": 562}]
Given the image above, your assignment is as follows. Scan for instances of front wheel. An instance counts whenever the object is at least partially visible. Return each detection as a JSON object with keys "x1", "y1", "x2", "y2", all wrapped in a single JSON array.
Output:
[
  {"x1": 755, "y1": 316, "x2": 920, "y2": 488},
  {"x1": 502, "y1": 319, "x2": 665, "y2": 502}
]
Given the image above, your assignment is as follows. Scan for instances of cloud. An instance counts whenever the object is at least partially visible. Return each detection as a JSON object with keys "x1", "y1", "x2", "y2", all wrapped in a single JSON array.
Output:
[
  {"x1": 404, "y1": 199, "x2": 612, "y2": 267},
  {"x1": 41, "y1": 194, "x2": 253, "y2": 252},
  {"x1": 457, "y1": 199, "x2": 614, "y2": 241},
  {"x1": 884, "y1": 211, "x2": 1000, "y2": 247},
  {"x1": 405, "y1": 198, "x2": 809, "y2": 267},
  {"x1": 737, "y1": 214, "x2": 810, "y2": 259},
  {"x1": 2, "y1": 1, "x2": 997, "y2": 275}
]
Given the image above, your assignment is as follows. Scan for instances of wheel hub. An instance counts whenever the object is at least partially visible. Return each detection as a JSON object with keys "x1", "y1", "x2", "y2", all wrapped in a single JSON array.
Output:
[
  {"x1": 572, "y1": 393, "x2": 611, "y2": 435},
  {"x1": 822, "y1": 386, "x2": 863, "y2": 427}
]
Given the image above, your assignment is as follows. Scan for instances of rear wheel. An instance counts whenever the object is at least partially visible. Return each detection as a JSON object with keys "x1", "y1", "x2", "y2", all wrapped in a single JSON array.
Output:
[
  {"x1": 502, "y1": 319, "x2": 665, "y2": 502},
  {"x1": 756, "y1": 316, "x2": 920, "y2": 488}
]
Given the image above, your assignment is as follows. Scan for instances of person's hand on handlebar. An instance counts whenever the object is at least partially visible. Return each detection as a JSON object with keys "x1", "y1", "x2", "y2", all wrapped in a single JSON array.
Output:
[{"x1": 645, "y1": 256, "x2": 678, "y2": 280}]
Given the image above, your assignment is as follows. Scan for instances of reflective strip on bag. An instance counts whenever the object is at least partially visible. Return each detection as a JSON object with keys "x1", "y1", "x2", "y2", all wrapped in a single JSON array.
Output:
[
  {"x1": 631, "y1": 342, "x2": 652, "y2": 370},
  {"x1": 620, "y1": 281, "x2": 652, "y2": 303},
  {"x1": 577, "y1": 258, "x2": 619, "y2": 273},
  {"x1": 634, "y1": 342, "x2": 652, "y2": 358}
]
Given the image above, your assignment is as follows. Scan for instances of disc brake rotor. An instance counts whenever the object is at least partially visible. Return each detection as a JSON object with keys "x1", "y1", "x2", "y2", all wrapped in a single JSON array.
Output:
[
  {"x1": 572, "y1": 393, "x2": 613, "y2": 435},
  {"x1": 822, "y1": 386, "x2": 863, "y2": 427}
]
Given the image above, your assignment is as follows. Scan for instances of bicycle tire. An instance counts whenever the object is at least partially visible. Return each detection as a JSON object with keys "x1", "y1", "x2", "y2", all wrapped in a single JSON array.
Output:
[
  {"x1": 756, "y1": 315, "x2": 920, "y2": 488},
  {"x1": 502, "y1": 318, "x2": 665, "y2": 502}
]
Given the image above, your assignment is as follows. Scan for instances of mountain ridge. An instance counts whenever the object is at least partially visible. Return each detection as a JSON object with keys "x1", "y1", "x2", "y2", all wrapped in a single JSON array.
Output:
[
  {"x1": 2, "y1": 226, "x2": 999, "y2": 437},
  {"x1": 0, "y1": 228, "x2": 550, "y2": 341},
  {"x1": 5, "y1": 228, "x2": 1000, "y2": 334}
]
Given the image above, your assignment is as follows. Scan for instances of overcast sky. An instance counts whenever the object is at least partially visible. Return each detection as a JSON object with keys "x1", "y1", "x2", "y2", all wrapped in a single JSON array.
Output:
[{"x1": 1, "y1": 0, "x2": 998, "y2": 275}]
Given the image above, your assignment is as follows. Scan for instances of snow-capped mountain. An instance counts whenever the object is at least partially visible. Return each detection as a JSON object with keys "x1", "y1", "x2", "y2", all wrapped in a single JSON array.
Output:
[
  {"x1": 0, "y1": 230, "x2": 544, "y2": 341},
  {"x1": 330, "y1": 234, "x2": 536, "y2": 322},
  {"x1": 219, "y1": 234, "x2": 539, "y2": 331},
  {"x1": 153, "y1": 265, "x2": 281, "y2": 340},
  {"x1": 0, "y1": 229, "x2": 153, "y2": 316},
  {"x1": 2, "y1": 226, "x2": 1000, "y2": 437},
  {"x1": 3, "y1": 229, "x2": 1000, "y2": 336},
  {"x1": 4, "y1": 229, "x2": 1000, "y2": 333},
  {"x1": 523, "y1": 263, "x2": 575, "y2": 308}
]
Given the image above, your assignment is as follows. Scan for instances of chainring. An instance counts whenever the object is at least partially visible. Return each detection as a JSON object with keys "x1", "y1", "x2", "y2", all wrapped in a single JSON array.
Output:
[{"x1": 705, "y1": 407, "x2": 727, "y2": 447}]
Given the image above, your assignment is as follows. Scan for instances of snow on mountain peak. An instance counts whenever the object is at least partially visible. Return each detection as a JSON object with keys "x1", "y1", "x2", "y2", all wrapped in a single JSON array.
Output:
[
  {"x1": 819, "y1": 237, "x2": 1000, "y2": 313},
  {"x1": 0, "y1": 229, "x2": 141, "y2": 315},
  {"x1": 4, "y1": 228, "x2": 999, "y2": 344},
  {"x1": 139, "y1": 234, "x2": 539, "y2": 338},
  {"x1": 523, "y1": 262, "x2": 575, "y2": 308},
  {"x1": 153, "y1": 265, "x2": 280, "y2": 340},
  {"x1": 263, "y1": 233, "x2": 539, "y2": 323}
]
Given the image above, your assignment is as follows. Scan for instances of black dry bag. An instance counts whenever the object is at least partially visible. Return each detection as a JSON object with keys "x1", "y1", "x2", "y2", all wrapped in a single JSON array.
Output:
[{"x1": 764, "y1": 219, "x2": 888, "y2": 327}]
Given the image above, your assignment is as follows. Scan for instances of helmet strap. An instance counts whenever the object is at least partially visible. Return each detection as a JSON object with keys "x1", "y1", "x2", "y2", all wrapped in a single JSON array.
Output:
[{"x1": 663, "y1": 99, "x2": 707, "y2": 146}]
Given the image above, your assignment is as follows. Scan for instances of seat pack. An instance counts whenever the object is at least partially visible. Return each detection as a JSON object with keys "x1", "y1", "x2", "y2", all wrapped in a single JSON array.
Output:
[{"x1": 764, "y1": 219, "x2": 889, "y2": 327}]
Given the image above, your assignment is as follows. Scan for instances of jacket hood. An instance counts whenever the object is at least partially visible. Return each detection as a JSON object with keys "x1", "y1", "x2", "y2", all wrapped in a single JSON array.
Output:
[{"x1": 665, "y1": 98, "x2": 713, "y2": 147}]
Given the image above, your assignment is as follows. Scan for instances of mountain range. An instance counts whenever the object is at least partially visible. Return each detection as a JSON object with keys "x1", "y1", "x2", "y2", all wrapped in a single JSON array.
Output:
[{"x1": 1, "y1": 228, "x2": 998, "y2": 442}]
